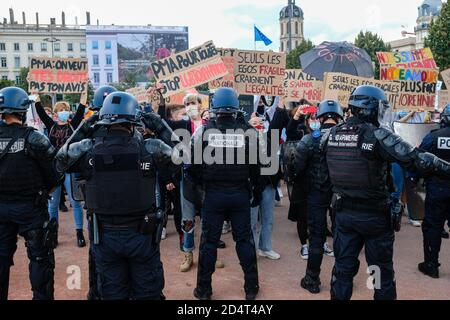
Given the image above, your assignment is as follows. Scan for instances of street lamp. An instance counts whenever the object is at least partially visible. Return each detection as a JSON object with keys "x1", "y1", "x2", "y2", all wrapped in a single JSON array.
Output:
[{"x1": 43, "y1": 36, "x2": 61, "y2": 58}]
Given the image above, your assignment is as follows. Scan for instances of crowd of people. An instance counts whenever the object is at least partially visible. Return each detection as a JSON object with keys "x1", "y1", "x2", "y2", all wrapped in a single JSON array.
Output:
[{"x1": 0, "y1": 82, "x2": 449, "y2": 301}]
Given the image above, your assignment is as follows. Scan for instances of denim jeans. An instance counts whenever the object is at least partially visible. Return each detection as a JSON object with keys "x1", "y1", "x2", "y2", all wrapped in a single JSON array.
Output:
[
  {"x1": 180, "y1": 177, "x2": 197, "y2": 253},
  {"x1": 391, "y1": 163, "x2": 404, "y2": 201},
  {"x1": 251, "y1": 185, "x2": 276, "y2": 252},
  {"x1": 48, "y1": 173, "x2": 84, "y2": 230}
]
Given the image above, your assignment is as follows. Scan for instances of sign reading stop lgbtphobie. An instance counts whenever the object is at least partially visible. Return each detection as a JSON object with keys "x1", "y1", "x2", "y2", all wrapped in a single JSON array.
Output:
[
  {"x1": 150, "y1": 41, "x2": 228, "y2": 98},
  {"x1": 27, "y1": 57, "x2": 89, "y2": 94}
]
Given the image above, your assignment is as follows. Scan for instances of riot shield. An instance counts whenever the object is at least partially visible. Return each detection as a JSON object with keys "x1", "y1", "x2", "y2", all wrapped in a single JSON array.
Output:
[
  {"x1": 393, "y1": 122, "x2": 439, "y2": 221},
  {"x1": 71, "y1": 174, "x2": 86, "y2": 202}
]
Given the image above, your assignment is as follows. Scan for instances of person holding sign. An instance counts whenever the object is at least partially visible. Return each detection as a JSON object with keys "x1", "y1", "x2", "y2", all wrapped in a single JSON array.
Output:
[{"x1": 34, "y1": 95, "x2": 87, "y2": 248}]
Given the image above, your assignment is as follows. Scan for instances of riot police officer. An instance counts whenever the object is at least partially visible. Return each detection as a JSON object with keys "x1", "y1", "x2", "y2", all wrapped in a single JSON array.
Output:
[
  {"x1": 325, "y1": 85, "x2": 450, "y2": 300},
  {"x1": 0, "y1": 87, "x2": 62, "y2": 300},
  {"x1": 417, "y1": 104, "x2": 450, "y2": 278},
  {"x1": 188, "y1": 87, "x2": 260, "y2": 300},
  {"x1": 56, "y1": 92, "x2": 179, "y2": 300},
  {"x1": 294, "y1": 100, "x2": 343, "y2": 294}
]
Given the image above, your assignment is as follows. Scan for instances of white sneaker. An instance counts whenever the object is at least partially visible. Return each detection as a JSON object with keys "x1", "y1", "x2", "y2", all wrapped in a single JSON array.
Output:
[
  {"x1": 222, "y1": 222, "x2": 232, "y2": 235},
  {"x1": 258, "y1": 250, "x2": 281, "y2": 260},
  {"x1": 161, "y1": 228, "x2": 167, "y2": 240},
  {"x1": 409, "y1": 219, "x2": 422, "y2": 227},
  {"x1": 300, "y1": 245, "x2": 309, "y2": 260},
  {"x1": 324, "y1": 243, "x2": 334, "y2": 257}
]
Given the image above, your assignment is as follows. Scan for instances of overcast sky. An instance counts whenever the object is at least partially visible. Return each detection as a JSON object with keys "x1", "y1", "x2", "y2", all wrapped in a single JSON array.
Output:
[{"x1": 2, "y1": 0, "x2": 432, "y2": 49}]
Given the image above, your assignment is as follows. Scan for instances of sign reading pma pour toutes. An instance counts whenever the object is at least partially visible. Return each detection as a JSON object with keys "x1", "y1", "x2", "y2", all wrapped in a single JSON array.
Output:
[{"x1": 27, "y1": 57, "x2": 89, "y2": 94}]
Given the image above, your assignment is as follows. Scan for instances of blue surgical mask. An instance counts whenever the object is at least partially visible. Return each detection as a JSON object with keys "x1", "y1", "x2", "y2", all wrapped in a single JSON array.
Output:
[
  {"x1": 57, "y1": 111, "x2": 71, "y2": 122},
  {"x1": 309, "y1": 121, "x2": 321, "y2": 132}
]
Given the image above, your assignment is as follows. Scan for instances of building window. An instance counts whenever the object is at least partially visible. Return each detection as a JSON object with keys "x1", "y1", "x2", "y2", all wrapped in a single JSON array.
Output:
[
  {"x1": 14, "y1": 57, "x2": 20, "y2": 69},
  {"x1": 41, "y1": 43, "x2": 48, "y2": 52},
  {"x1": 27, "y1": 43, "x2": 34, "y2": 51},
  {"x1": 1, "y1": 57, "x2": 7, "y2": 68},
  {"x1": 54, "y1": 43, "x2": 61, "y2": 52},
  {"x1": 68, "y1": 43, "x2": 74, "y2": 52},
  {"x1": 1, "y1": 76, "x2": 8, "y2": 80},
  {"x1": 93, "y1": 55, "x2": 99, "y2": 66},
  {"x1": 105, "y1": 54, "x2": 112, "y2": 66},
  {"x1": 0, "y1": 43, "x2": 6, "y2": 51},
  {"x1": 14, "y1": 43, "x2": 20, "y2": 51},
  {"x1": 281, "y1": 42, "x2": 284, "y2": 52},
  {"x1": 80, "y1": 43, "x2": 86, "y2": 52},
  {"x1": 107, "y1": 72, "x2": 113, "y2": 83},
  {"x1": 92, "y1": 41, "x2": 99, "y2": 50},
  {"x1": 93, "y1": 73, "x2": 100, "y2": 84},
  {"x1": 295, "y1": 22, "x2": 299, "y2": 35},
  {"x1": 281, "y1": 23, "x2": 284, "y2": 36},
  {"x1": 15, "y1": 76, "x2": 21, "y2": 85},
  {"x1": 105, "y1": 41, "x2": 112, "y2": 49}
]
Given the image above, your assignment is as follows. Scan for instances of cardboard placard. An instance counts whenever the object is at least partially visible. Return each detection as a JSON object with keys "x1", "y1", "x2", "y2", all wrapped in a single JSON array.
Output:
[
  {"x1": 234, "y1": 50, "x2": 286, "y2": 97},
  {"x1": 27, "y1": 57, "x2": 89, "y2": 94},
  {"x1": 439, "y1": 90, "x2": 449, "y2": 111},
  {"x1": 441, "y1": 69, "x2": 450, "y2": 89},
  {"x1": 150, "y1": 41, "x2": 228, "y2": 98},
  {"x1": 209, "y1": 48, "x2": 237, "y2": 90},
  {"x1": 147, "y1": 87, "x2": 209, "y2": 108},
  {"x1": 323, "y1": 72, "x2": 437, "y2": 111},
  {"x1": 323, "y1": 72, "x2": 400, "y2": 108},
  {"x1": 376, "y1": 48, "x2": 436, "y2": 68},
  {"x1": 284, "y1": 69, "x2": 323, "y2": 103},
  {"x1": 380, "y1": 66, "x2": 439, "y2": 84},
  {"x1": 126, "y1": 87, "x2": 150, "y2": 104}
]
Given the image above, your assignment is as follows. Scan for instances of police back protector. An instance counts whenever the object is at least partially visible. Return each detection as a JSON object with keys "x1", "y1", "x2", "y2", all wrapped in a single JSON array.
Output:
[
  {"x1": 85, "y1": 136, "x2": 156, "y2": 216},
  {"x1": 429, "y1": 126, "x2": 450, "y2": 184},
  {"x1": 326, "y1": 122, "x2": 388, "y2": 200}
]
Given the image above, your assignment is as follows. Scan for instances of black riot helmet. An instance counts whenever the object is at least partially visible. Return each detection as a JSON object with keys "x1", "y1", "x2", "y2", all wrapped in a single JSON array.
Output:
[
  {"x1": 441, "y1": 104, "x2": 450, "y2": 126},
  {"x1": 0, "y1": 87, "x2": 32, "y2": 115},
  {"x1": 348, "y1": 85, "x2": 391, "y2": 127},
  {"x1": 317, "y1": 100, "x2": 344, "y2": 123},
  {"x1": 97, "y1": 92, "x2": 142, "y2": 127},
  {"x1": 92, "y1": 85, "x2": 117, "y2": 111}
]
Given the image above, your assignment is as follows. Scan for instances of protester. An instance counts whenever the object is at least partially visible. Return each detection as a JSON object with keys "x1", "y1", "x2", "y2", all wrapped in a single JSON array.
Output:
[
  {"x1": 250, "y1": 96, "x2": 289, "y2": 260},
  {"x1": 35, "y1": 97, "x2": 86, "y2": 247}
]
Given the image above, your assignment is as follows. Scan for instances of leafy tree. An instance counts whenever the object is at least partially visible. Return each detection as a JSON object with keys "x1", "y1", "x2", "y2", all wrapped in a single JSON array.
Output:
[
  {"x1": 0, "y1": 79, "x2": 14, "y2": 89},
  {"x1": 286, "y1": 40, "x2": 314, "y2": 69},
  {"x1": 354, "y1": 31, "x2": 391, "y2": 79},
  {"x1": 425, "y1": 1, "x2": 450, "y2": 74}
]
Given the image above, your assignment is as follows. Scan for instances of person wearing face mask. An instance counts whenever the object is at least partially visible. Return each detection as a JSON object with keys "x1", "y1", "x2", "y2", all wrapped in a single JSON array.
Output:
[
  {"x1": 293, "y1": 100, "x2": 344, "y2": 294},
  {"x1": 35, "y1": 96, "x2": 87, "y2": 248},
  {"x1": 156, "y1": 91, "x2": 227, "y2": 273}
]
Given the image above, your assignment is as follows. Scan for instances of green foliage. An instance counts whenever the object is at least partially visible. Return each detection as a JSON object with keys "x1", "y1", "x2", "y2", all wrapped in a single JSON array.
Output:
[
  {"x1": 425, "y1": 1, "x2": 450, "y2": 72},
  {"x1": 0, "y1": 79, "x2": 14, "y2": 89},
  {"x1": 17, "y1": 67, "x2": 29, "y2": 92},
  {"x1": 286, "y1": 40, "x2": 315, "y2": 69},
  {"x1": 354, "y1": 31, "x2": 391, "y2": 79}
]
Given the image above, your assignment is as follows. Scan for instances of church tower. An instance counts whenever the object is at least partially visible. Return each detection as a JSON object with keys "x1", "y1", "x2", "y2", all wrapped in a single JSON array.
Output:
[{"x1": 279, "y1": 0, "x2": 305, "y2": 53}]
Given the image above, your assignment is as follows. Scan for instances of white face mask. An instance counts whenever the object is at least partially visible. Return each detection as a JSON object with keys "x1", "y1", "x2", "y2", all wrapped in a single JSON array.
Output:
[{"x1": 186, "y1": 105, "x2": 199, "y2": 119}]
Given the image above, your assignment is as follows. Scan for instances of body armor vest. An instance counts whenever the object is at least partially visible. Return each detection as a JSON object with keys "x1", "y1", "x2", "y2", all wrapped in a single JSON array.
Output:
[
  {"x1": 428, "y1": 126, "x2": 450, "y2": 184},
  {"x1": 326, "y1": 122, "x2": 388, "y2": 200},
  {"x1": 0, "y1": 125, "x2": 46, "y2": 202},
  {"x1": 85, "y1": 135, "x2": 156, "y2": 216}
]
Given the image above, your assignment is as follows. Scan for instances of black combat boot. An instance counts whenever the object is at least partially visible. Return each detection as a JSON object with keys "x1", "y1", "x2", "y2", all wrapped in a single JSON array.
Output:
[
  {"x1": 245, "y1": 285, "x2": 259, "y2": 300},
  {"x1": 301, "y1": 274, "x2": 321, "y2": 294},
  {"x1": 217, "y1": 240, "x2": 226, "y2": 249},
  {"x1": 77, "y1": 229, "x2": 86, "y2": 248},
  {"x1": 418, "y1": 262, "x2": 439, "y2": 279},
  {"x1": 193, "y1": 288, "x2": 212, "y2": 300}
]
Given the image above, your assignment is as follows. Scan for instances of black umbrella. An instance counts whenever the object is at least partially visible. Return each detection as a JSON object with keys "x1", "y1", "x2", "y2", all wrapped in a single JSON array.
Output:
[{"x1": 299, "y1": 41, "x2": 374, "y2": 80}]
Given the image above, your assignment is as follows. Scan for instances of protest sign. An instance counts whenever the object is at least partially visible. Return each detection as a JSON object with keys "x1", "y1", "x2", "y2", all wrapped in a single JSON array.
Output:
[
  {"x1": 27, "y1": 57, "x2": 89, "y2": 94},
  {"x1": 323, "y1": 72, "x2": 400, "y2": 108},
  {"x1": 234, "y1": 49, "x2": 286, "y2": 96},
  {"x1": 150, "y1": 41, "x2": 228, "y2": 98},
  {"x1": 209, "y1": 48, "x2": 237, "y2": 90},
  {"x1": 126, "y1": 87, "x2": 150, "y2": 104},
  {"x1": 376, "y1": 48, "x2": 437, "y2": 69},
  {"x1": 324, "y1": 72, "x2": 437, "y2": 111},
  {"x1": 441, "y1": 69, "x2": 450, "y2": 89},
  {"x1": 284, "y1": 69, "x2": 323, "y2": 103},
  {"x1": 380, "y1": 66, "x2": 439, "y2": 84},
  {"x1": 439, "y1": 90, "x2": 449, "y2": 110}
]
